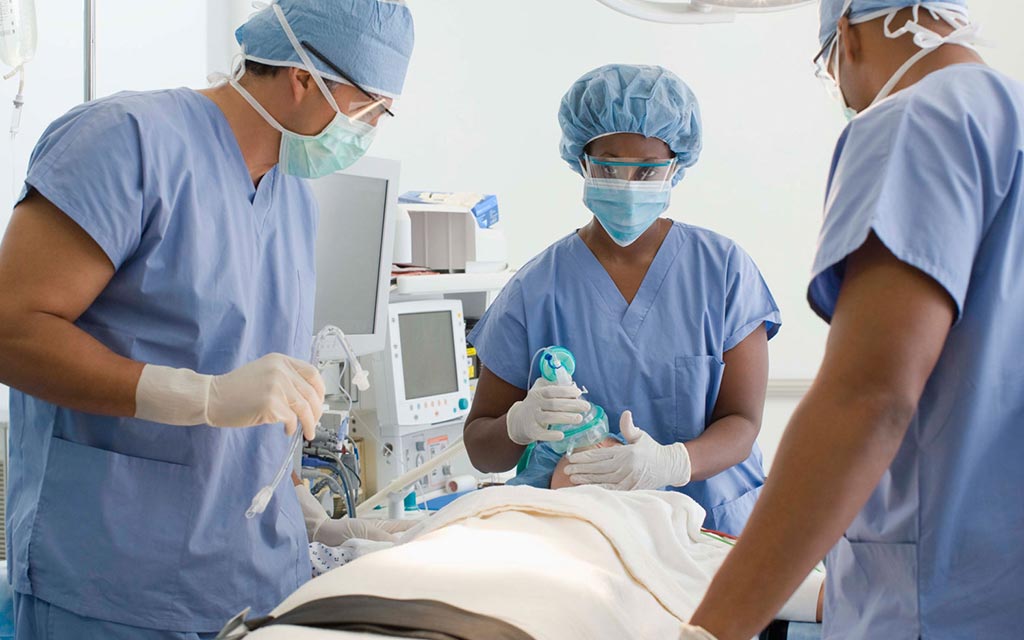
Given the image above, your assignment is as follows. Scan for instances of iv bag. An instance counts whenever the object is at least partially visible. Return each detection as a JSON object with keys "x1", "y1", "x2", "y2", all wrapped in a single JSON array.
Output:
[{"x1": 0, "y1": 0, "x2": 37, "y2": 70}]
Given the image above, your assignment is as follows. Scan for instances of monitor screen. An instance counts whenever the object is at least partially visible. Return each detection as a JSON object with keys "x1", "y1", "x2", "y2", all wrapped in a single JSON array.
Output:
[
  {"x1": 311, "y1": 173, "x2": 389, "y2": 337},
  {"x1": 399, "y1": 311, "x2": 459, "y2": 400}
]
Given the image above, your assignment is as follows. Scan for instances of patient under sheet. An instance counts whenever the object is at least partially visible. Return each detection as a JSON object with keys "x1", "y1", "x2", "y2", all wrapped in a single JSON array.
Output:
[{"x1": 240, "y1": 486, "x2": 823, "y2": 640}]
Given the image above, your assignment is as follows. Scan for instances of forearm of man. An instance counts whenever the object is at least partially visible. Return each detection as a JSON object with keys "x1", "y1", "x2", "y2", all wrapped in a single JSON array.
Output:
[
  {"x1": 0, "y1": 194, "x2": 143, "y2": 416},
  {"x1": 0, "y1": 309, "x2": 143, "y2": 416},
  {"x1": 690, "y1": 235, "x2": 954, "y2": 639},
  {"x1": 686, "y1": 415, "x2": 759, "y2": 481},
  {"x1": 692, "y1": 382, "x2": 913, "y2": 637},
  {"x1": 464, "y1": 366, "x2": 528, "y2": 472}
]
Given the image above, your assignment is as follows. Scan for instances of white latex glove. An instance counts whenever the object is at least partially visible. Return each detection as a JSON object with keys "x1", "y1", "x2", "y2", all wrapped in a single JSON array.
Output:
[
  {"x1": 294, "y1": 482, "x2": 418, "y2": 545},
  {"x1": 678, "y1": 625, "x2": 718, "y2": 640},
  {"x1": 506, "y1": 378, "x2": 591, "y2": 446},
  {"x1": 565, "y1": 410, "x2": 692, "y2": 490},
  {"x1": 314, "y1": 518, "x2": 419, "y2": 546},
  {"x1": 135, "y1": 353, "x2": 326, "y2": 440}
]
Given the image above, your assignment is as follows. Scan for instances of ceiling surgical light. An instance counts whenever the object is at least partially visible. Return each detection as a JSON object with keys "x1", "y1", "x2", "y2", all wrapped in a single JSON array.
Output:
[{"x1": 594, "y1": 0, "x2": 814, "y2": 24}]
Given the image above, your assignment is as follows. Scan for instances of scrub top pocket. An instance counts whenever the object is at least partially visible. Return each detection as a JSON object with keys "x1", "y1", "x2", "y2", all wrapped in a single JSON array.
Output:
[
  {"x1": 29, "y1": 437, "x2": 197, "y2": 619},
  {"x1": 674, "y1": 355, "x2": 724, "y2": 442}
]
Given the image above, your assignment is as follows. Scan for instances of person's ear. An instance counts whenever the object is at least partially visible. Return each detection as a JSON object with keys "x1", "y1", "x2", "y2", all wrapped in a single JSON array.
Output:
[
  {"x1": 837, "y1": 16, "x2": 861, "y2": 65},
  {"x1": 287, "y1": 67, "x2": 315, "y2": 104}
]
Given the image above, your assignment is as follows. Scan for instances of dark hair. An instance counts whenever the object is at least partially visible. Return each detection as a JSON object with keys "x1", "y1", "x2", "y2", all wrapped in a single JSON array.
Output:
[
  {"x1": 244, "y1": 59, "x2": 283, "y2": 77},
  {"x1": 243, "y1": 59, "x2": 340, "y2": 90}
]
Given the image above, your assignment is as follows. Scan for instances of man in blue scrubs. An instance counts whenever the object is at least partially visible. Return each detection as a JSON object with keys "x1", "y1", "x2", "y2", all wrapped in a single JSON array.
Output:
[
  {"x1": 0, "y1": 1, "x2": 413, "y2": 638},
  {"x1": 686, "y1": 2, "x2": 1024, "y2": 638}
]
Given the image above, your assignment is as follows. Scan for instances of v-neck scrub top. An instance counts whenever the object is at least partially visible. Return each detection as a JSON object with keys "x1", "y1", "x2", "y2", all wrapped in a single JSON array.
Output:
[
  {"x1": 7, "y1": 89, "x2": 317, "y2": 631},
  {"x1": 469, "y1": 222, "x2": 781, "y2": 535}
]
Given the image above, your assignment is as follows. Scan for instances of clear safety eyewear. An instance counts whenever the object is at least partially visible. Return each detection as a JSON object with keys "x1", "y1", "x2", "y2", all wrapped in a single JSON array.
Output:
[
  {"x1": 812, "y1": 8, "x2": 851, "y2": 101},
  {"x1": 583, "y1": 155, "x2": 677, "y2": 185},
  {"x1": 301, "y1": 40, "x2": 395, "y2": 124}
]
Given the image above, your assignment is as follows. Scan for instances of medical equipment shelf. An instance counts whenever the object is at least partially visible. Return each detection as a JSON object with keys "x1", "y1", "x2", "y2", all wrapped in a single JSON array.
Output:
[{"x1": 393, "y1": 270, "x2": 514, "y2": 296}]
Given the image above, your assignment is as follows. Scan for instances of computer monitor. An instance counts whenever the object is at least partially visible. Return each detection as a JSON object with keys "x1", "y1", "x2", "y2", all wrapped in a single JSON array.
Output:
[
  {"x1": 309, "y1": 156, "x2": 399, "y2": 356},
  {"x1": 375, "y1": 299, "x2": 472, "y2": 429}
]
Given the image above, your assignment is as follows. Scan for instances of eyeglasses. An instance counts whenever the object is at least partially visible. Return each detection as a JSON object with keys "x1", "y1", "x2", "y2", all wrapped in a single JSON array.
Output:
[
  {"x1": 300, "y1": 40, "x2": 396, "y2": 121},
  {"x1": 583, "y1": 156, "x2": 677, "y2": 183},
  {"x1": 812, "y1": 8, "x2": 852, "y2": 81}
]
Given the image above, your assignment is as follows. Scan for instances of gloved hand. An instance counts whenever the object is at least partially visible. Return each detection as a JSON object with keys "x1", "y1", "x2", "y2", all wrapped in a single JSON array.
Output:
[
  {"x1": 295, "y1": 482, "x2": 418, "y2": 545},
  {"x1": 678, "y1": 625, "x2": 718, "y2": 639},
  {"x1": 565, "y1": 410, "x2": 692, "y2": 490},
  {"x1": 506, "y1": 378, "x2": 591, "y2": 446},
  {"x1": 135, "y1": 353, "x2": 326, "y2": 440},
  {"x1": 314, "y1": 517, "x2": 419, "y2": 546}
]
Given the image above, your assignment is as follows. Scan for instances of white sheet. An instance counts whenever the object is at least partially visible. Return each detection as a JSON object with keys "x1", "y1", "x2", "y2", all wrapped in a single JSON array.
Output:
[{"x1": 247, "y1": 486, "x2": 822, "y2": 640}]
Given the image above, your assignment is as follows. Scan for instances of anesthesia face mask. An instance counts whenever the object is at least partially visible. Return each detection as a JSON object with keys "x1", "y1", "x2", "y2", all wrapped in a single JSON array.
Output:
[{"x1": 535, "y1": 346, "x2": 610, "y2": 455}]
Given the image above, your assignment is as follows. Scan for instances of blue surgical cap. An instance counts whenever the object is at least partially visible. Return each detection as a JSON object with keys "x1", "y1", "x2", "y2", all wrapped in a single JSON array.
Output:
[
  {"x1": 236, "y1": 0, "x2": 415, "y2": 99},
  {"x1": 559, "y1": 64, "x2": 702, "y2": 186},
  {"x1": 819, "y1": 0, "x2": 969, "y2": 48}
]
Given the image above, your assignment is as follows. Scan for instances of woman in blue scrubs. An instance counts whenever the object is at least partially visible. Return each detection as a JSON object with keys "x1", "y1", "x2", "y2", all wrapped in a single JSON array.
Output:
[
  {"x1": 465, "y1": 65, "x2": 781, "y2": 536},
  {"x1": 0, "y1": 1, "x2": 413, "y2": 638}
]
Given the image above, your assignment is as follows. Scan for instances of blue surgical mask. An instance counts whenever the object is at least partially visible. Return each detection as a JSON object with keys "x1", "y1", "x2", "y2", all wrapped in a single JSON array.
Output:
[
  {"x1": 229, "y1": 3, "x2": 378, "y2": 179},
  {"x1": 583, "y1": 178, "x2": 671, "y2": 247}
]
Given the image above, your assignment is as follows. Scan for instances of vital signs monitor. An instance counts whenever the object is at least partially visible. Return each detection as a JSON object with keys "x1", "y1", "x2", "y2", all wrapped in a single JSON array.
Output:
[{"x1": 374, "y1": 299, "x2": 471, "y2": 429}]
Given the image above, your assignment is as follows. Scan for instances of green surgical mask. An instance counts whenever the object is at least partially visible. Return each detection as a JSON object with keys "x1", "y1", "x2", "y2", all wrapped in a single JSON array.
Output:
[{"x1": 231, "y1": 77, "x2": 376, "y2": 179}]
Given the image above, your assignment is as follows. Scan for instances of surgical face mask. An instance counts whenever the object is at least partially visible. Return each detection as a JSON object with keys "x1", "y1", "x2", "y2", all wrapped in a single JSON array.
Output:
[
  {"x1": 583, "y1": 178, "x2": 671, "y2": 247},
  {"x1": 581, "y1": 155, "x2": 675, "y2": 247},
  {"x1": 230, "y1": 4, "x2": 378, "y2": 178}
]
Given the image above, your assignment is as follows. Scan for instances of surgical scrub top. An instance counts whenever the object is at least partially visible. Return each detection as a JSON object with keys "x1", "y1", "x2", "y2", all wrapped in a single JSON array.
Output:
[
  {"x1": 7, "y1": 89, "x2": 317, "y2": 631},
  {"x1": 469, "y1": 221, "x2": 780, "y2": 536},
  {"x1": 809, "y1": 65, "x2": 1024, "y2": 639}
]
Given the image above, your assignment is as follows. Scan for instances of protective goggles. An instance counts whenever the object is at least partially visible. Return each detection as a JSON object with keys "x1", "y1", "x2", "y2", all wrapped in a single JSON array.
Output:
[
  {"x1": 812, "y1": 7, "x2": 851, "y2": 101},
  {"x1": 301, "y1": 40, "x2": 395, "y2": 124},
  {"x1": 582, "y1": 155, "x2": 677, "y2": 185}
]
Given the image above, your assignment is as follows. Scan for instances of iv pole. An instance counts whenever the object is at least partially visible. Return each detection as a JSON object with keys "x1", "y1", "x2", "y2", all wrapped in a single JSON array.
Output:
[{"x1": 84, "y1": 0, "x2": 96, "y2": 101}]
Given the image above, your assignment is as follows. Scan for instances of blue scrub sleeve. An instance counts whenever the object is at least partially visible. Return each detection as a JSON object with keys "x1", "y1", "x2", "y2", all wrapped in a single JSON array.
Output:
[
  {"x1": 809, "y1": 94, "x2": 985, "y2": 324},
  {"x1": 723, "y1": 246, "x2": 781, "y2": 352},
  {"x1": 467, "y1": 279, "x2": 531, "y2": 390},
  {"x1": 18, "y1": 102, "x2": 146, "y2": 270}
]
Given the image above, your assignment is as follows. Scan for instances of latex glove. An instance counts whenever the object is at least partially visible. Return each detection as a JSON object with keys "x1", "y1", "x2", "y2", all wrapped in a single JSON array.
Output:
[
  {"x1": 315, "y1": 518, "x2": 419, "y2": 546},
  {"x1": 135, "y1": 353, "x2": 326, "y2": 440},
  {"x1": 678, "y1": 625, "x2": 718, "y2": 640},
  {"x1": 294, "y1": 481, "x2": 418, "y2": 544},
  {"x1": 565, "y1": 410, "x2": 692, "y2": 490},
  {"x1": 506, "y1": 379, "x2": 591, "y2": 446}
]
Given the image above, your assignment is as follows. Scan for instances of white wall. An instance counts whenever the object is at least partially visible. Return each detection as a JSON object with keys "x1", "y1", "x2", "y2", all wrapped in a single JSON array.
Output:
[
  {"x1": 373, "y1": 0, "x2": 841, "y2": 382},
  {"x1": 364, "y1": 0, "x2": 1023, "y2": 469},
  {"x1": 0, "y1": 0, "x2": 209, "y2": 419},
  {"x1": 5, "y1": 1, "x2": 1021, "y2": 460}
]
